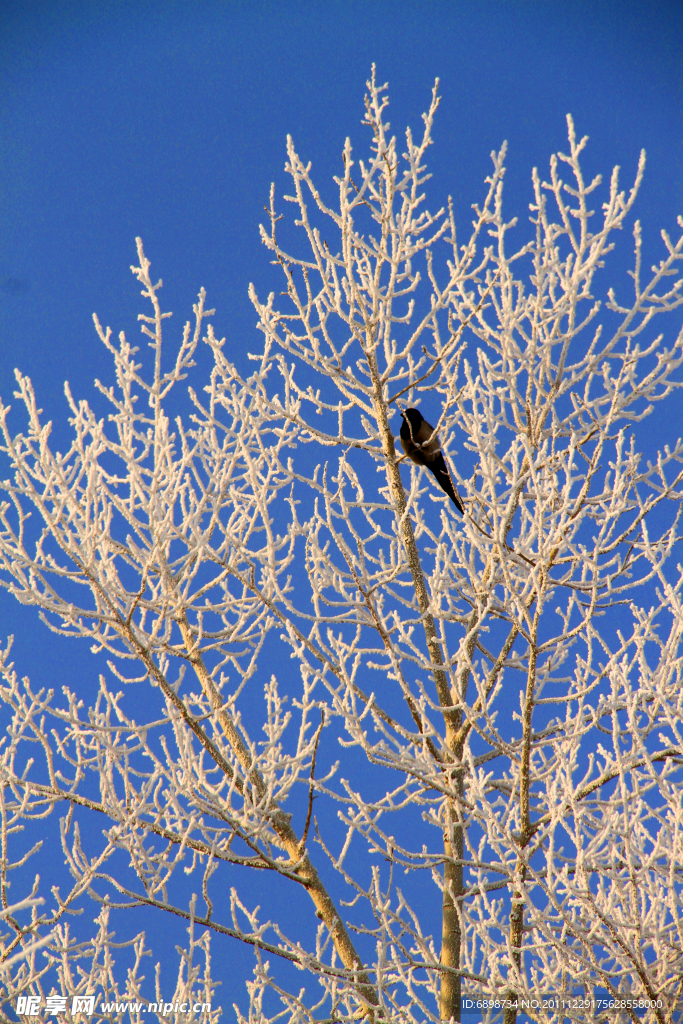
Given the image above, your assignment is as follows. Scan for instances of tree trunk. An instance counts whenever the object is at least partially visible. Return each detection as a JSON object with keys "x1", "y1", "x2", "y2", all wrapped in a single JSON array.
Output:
[{"x1": 440, "y1": 826, "x2": 464, "y2": 1022}]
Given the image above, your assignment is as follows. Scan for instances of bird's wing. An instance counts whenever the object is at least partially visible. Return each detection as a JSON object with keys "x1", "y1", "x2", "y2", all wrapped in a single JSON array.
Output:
[
  {"x1": 415, "y1": 418, "x2": 442, "y2": 458},
  {"x1": 400, "y1": 431, "x2": 427, "y2": 466}
]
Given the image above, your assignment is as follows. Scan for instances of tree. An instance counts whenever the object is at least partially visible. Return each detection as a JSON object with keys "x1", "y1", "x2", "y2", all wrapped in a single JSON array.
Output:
[{"x1": 1, "y1": 67, "x2": 683, "y2": 1024}]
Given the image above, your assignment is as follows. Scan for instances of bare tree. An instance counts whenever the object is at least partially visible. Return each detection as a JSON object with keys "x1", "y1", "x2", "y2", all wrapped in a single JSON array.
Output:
[{"x1": 1, "y1": 68, "x2": 682, "y2": 1024}]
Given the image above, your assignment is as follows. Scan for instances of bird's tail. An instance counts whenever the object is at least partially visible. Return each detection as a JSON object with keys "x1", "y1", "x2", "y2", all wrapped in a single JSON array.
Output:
[{"x1": 431, "y1": 463, "x2": 465, "y2": 514}]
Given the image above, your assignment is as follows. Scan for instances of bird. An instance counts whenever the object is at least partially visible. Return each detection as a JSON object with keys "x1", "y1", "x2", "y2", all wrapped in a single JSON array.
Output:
[{"x1": 399, "y1": 408, "x2": 464, "y2": 514}]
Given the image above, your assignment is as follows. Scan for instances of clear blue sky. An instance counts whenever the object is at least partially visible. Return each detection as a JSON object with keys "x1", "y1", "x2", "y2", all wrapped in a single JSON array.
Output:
[{"x1": 1, "y1": 0, "x2": 682, "y2": 1014}]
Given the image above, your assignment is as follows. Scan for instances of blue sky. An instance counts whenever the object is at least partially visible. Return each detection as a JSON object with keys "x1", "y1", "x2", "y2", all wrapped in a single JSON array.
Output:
[{"x1": 1, "y1": 0, "x2": 682, "y2": 1016}]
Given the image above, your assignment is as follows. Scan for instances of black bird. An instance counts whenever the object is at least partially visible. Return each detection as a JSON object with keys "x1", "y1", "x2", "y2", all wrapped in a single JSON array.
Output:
[{"x1": 399, "y1": 408, "x2": 464, "y2": 514}]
